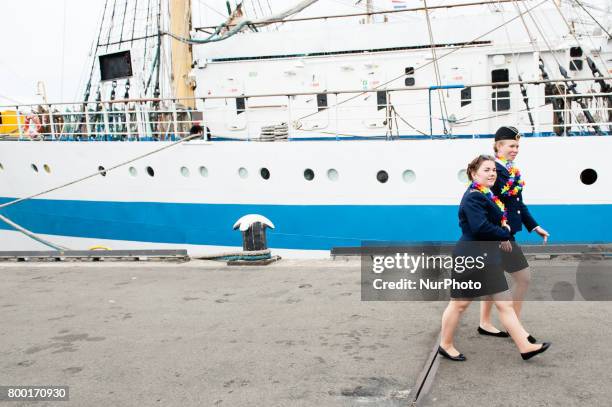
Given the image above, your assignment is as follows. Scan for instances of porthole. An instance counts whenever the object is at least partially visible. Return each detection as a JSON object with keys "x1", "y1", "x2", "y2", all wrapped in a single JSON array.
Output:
[
  {"x1": 98, "y1": 165, "x2": 107, "y2": 177},
  {"x1": 180, "y1": 166, "x2": 190, "y2": 177},
  {"x1": 402, "y1": 169, "x2": 416, "y2": 184},
  {"x1": 129, "y1": 166, "x2": 138, "y2": 177},
  {"x1": 31, "y1": 164, "x2": 38, "y2": 173},
  {"x1": 0, "y1": 162, "x2": 5, "y2": 171},
  {"x1": 43, "y1": 164, "x2": 51, "y2": 174},
  {"x1": 457, "y1": 169, "x2": 468, "y2": 183},
  {"x1": 327, "y1": 168, "x2": 339, "y2": 181},
  {"x1": 260, "y1": 167, "x2": 270, "y2": 180},
  {"x1": 238, "y1": 167, "x2": 248, "y2": 179},
  {"x1": 199, "y1": 166, "x2": 208, "y2": 177},
  {"x1": 580, "y1": 168, "x2": 597, "y2": 185},
  {"x1": 146, "y1": 166, "x2": 155, "y2": 177},
  {"x1": 304, "y1": 168, "x2": 315, "y2": 181},
  {"x1": 377, "y1": 170, "x2": 389, "y2": 183}
]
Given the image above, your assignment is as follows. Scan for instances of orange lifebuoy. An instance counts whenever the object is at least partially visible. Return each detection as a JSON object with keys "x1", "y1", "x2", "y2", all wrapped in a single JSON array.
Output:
[{"x1": 24, "y1": 114, "x2": 42, "y2": 139}]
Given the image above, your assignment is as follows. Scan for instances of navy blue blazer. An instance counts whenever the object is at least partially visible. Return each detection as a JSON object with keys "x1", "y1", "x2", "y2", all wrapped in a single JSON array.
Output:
[
  {"x1": 491, "y1": 161, "x2": 538, "y2": 235},
  {"x1": 458, "y1": 188, "x2": 512, "y2": 242}
]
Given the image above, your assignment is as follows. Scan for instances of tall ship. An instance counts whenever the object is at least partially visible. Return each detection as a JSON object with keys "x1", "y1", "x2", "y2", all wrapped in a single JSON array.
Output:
[{"x1": 1, "y1": 0, "x2": 611, "y2": 256}]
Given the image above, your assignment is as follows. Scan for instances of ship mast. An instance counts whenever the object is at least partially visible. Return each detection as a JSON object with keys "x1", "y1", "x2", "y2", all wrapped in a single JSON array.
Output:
[{"x1": 169, "y1": 0, "x2": 195, "y2": 108}]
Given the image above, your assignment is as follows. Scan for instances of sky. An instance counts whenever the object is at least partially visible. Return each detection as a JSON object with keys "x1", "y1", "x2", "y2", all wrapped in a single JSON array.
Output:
[
  {"x1": 0, "y1": 0, "x2": 106, "y2": 106},
  {"x1": 1, "y1": 0, "x2": 608, "y2": 106}
]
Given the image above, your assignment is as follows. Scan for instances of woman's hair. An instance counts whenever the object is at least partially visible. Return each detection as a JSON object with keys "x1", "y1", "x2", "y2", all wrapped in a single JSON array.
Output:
[{"x1": 467, "y1": 154, "x2": 496, "y2": 181}]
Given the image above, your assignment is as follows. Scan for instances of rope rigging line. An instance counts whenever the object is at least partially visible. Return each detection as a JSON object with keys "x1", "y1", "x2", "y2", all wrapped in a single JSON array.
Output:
[
  {"x1": 119, "y1": 0, "x2": 129, "y2": 43},
  {"x1": 423, "y1": 0, "x2": 450, "y2": 135},
  {"x1": 106, "y1": 0, "x2": 118, "y2": 52},
  {"x1": 83, "y1": 0, "x2": 109, "y2": 102}
]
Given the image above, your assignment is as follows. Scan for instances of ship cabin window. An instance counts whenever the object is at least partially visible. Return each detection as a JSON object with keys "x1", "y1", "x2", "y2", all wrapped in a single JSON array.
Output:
[
  {"x1": 317, "y1": 93, "x2": 328, "y2": 112},
  {"x1": 304, "y1": 169, "x2": 314, "y2": 181},
  {"x1": 260, "y1": 168, "x2": 270, "y2": 180},
  {"x1": 491, "y1": 69, "x2": 509, "y2": 88},
  {"x1": 236, "y1": 97, "x2": 246, "y2": 115},
  {"x1": 376, "y1": 170, "x2": 389, "y2": 183},
  {"x1": 491, "y1": 90, "x2": 511, "y2": 112},
  {"x1": 146, "y1": 166, "x2": 155, "y2": 177},
  {"x1": 491, "y1": 69, "x2": 510, "y2": 111},
  {"x1": 570, "y1": 60, "x2": 583, "y2": 71},
  {"x1": 570, "y1": 47, "x2": 583, "y2": 58},
  {"x1": 405, "y1": 67, "x2": 415, "y2": 87},
  {"x1": 580, "y1": 168, "x2": 597, "y2": 185},
  {"x1": 377, "y1": 91, "x2": 387, "y2": 111},
  {"x1": 461, "y1": 87, "x2": 472, "y2": 107}
]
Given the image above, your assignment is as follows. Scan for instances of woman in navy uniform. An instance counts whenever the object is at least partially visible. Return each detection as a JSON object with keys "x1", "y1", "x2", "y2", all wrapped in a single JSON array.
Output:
[
  {"x1": 438, "y1": 155, "x2": 550, "y2": 361},
  {"x1": 478, "y1": 126, "x2": 550, "y2": 343}
]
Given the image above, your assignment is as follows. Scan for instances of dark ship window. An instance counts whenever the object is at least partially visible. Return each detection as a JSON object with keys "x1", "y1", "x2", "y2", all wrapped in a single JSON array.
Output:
[
  {"x1": 491, "y1": 69, "x2": 509, "y2": 88},
  {"x1": 146, "y1": 166, "x2": 155, "y2": 177},
  {"x1": 570, "y1": 47, "x2": 583, "y2": 58},
  {"x1": 236, "y1": 97, "x2": 246, "y2": 115},
  {"x1": 317, "y1": 93, "x2": 328, "y2": 112},
  {"x1": 580, "y1": 169, "x2": 597, "y2": 185},
  {"x1": 98, "y1": 165, "x2": 107, "y2": 177},
  {"x1": 461, "y1": 87, "x2": 472, "y2": 107},
  {"x1": 377, "y1": 91, "x2": 387, "y2": 111},
  {"x1": 260, "y1": 168, "x2": 270, "y2": 180},
  {"x1": 405, "y1": 77, "x2": 415, "y2": 86},
  {"x1": 376, "y1": 170, "x2": 389, "y2": 183},
  {"x1": 570, "y1": 60, "x2": 583, "y2": 71},
  {"x1": 304, "y1": 169, "x2": 314, "y2": 181},
  {"x1": 491, "y1": 91, "x2": 510, "y2": 111},
  {"x1": 405, "y1": 67, "x2": 415, "y2": 75}
]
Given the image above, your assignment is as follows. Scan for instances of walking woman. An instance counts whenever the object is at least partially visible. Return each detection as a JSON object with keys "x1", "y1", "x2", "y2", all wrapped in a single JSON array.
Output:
[
  {"x1": 438, "y1": 155, "x2": 550, "y2": 361},
  {"x1": 478, "y1": 126, "x2": 550, "y2": 343}
]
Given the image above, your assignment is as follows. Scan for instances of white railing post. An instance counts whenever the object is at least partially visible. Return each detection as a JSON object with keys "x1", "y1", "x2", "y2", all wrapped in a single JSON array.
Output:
[{"x1": 172, "y1": 100, "x2": 179, "y2": 139}]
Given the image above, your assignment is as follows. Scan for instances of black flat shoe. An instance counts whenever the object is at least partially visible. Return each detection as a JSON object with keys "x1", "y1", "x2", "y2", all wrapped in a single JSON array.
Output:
[
  {"x1": 478, "y1": 326, "x2": 510, "y2": 338},
  {"x1": 438, "y1": 346, "x2": 466, "y2": 361},
  {"x1": 521, "y1": 342, "x2": 551, "y2": 361},
  {"x1": 527, "y1": 334, "x2": 537, "y2": 344}
]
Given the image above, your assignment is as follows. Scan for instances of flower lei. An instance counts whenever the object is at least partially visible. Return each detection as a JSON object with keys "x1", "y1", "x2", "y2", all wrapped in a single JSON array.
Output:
[
  {"x1": 496, "y1": 155, "x2": 525, "y2": 197},
  {"x1": 470, "y1": 181, "x2": 508, "y2": 226}
]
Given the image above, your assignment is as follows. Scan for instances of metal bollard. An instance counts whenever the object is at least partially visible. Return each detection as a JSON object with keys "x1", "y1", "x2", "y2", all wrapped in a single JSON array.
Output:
[{"x1": 233, "y1": 214, "x2": 275, "y2": 252}]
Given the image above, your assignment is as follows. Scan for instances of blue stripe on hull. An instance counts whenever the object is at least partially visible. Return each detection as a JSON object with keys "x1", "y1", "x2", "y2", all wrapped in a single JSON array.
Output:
[{"x1": 0, "y1": 198, "x2": 610, "y2": 249}]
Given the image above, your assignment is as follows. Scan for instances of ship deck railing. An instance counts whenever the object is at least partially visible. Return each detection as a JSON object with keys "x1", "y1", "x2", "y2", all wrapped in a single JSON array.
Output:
[{"x1": 1, "y1": 77, "x2": 611, "y2": 141}]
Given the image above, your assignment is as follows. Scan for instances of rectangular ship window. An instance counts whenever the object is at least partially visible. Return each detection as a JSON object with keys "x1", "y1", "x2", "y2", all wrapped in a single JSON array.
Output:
[
  {"x1": 570, "y1": 60, "x2": 583, "y2": 71},
  {"x1": 405, "y1": 77, "x2": 415, "y2": 86},
  {"x1": 461, "y1": 87, "x2": 472, "y2": 107},
  {"x1": 491, "y1": 91, "x2": 510, "y2": 111},
  {"x1": 317, "y1": 93, "x2": 328, "y2": 112},
  {"x1": 236, "y1": 97, "x2": 246, "y2": 114},
  {"x1": 377, "y1": 91, "x2": 387, "y2": 111},
  {"x1": 491, "y1": 69, "x2": 509, "y2": 88},
  {"x1": 405, "y1": 67, "x2": 414, "y2": 75}
]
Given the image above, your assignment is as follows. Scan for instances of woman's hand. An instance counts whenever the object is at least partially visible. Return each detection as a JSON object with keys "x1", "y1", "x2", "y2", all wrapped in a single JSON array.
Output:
[
  {"x1": 533, "y1": 226, "x2": 550, "y2": 245},
  {"x1": 500, "y1": 240, "x2": 513, "y2": 252}
]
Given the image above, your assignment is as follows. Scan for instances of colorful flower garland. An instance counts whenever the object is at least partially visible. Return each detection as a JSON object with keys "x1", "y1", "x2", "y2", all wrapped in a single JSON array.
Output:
[
  {"x1": 470, "y1": 181, "x2": 508, "y2": 225},
  {"x1": 496, "y1": 155, "x2": 525, "y2": 196}
]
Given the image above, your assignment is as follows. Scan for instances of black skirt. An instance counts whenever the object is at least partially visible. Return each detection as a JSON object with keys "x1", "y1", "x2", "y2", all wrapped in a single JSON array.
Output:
[{"x1": 501, "y1": 237, "x2": 530, "y2": 273}]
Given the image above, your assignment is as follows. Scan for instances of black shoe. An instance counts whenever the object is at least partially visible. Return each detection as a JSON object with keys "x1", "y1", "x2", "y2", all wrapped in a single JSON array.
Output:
[
  {"x1": 478, "y1": 326, "x2": 510, "y2": 338},
  {"x1": 527, "y1": 335, "x2": 537, "y2": 344},
  {"x1": 521, "y1": 342, "x2": 551, "y2": 361},
  {"x1": 438, "y1": 346, "x2": 466, "y2": 361}
]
